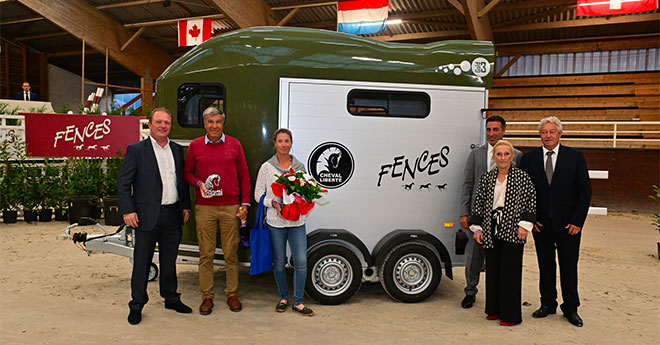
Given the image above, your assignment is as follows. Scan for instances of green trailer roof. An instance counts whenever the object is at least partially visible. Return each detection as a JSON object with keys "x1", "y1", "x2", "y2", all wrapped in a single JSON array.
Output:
[{"x1": 159, "y1": 27, "x2": 494, "y2": 89}]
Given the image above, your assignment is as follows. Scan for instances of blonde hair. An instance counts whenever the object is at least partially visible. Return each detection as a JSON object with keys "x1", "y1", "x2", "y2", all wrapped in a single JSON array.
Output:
[{"x1": 493, "y1": 140, "x2": 514, "y2": 154}]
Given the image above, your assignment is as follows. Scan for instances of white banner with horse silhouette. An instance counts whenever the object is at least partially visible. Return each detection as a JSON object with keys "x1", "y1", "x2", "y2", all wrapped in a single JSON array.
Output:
[{"x1": 23, "y1": 113, "x2": 142, "y2": 157}]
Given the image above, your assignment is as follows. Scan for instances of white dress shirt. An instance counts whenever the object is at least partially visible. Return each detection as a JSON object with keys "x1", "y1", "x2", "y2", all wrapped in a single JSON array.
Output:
[
  {"x1": 487, "y1": 143, "x2": 495, "y2": 171},
  {"x1": 149, "y1": 136, "x2": 178, "y2": 205},
  {"x1": 542, "y1": 144, "x2": 560, "y2": 171}
]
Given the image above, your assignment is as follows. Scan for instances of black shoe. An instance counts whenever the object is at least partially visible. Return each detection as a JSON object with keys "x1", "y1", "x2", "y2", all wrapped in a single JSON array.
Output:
[
  {"x1": 165, "y1": 300, "x2": 193, "y2": 314},
  {"x1": 563, "y1": 312, "x2": 583, "y2": 327},
  {"x1": 292, "y1": 305, "x2": 314, "y2": 316},
  {"x1": 532, "y1": 305, "x2": 556, "y2": 318},
  {"x1": 127, "y1": 309, "x2": 141, "y2": 325},
  {"x1": 461, "y1": 295, "x2": 476, "y2": 309}
]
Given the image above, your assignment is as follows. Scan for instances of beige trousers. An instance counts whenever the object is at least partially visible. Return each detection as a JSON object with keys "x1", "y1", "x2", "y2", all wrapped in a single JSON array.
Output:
[{"x1": 195, "y1": 204, "x2": 240, "y2": 299}]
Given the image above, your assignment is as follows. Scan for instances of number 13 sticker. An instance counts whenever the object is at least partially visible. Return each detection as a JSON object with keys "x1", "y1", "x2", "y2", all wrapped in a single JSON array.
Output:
[{"x1": 471, "y1": 57, "x2": 490, "y2": 77}]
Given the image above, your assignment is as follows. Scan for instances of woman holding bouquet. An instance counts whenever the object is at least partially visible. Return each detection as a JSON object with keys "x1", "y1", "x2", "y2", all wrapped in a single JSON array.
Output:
[
  {"x1": 469, "y1": 140, "x2": 536, "y2": 326},
  {"x1": 254, "y1": 128, "x2": 314, "y2": 316}
]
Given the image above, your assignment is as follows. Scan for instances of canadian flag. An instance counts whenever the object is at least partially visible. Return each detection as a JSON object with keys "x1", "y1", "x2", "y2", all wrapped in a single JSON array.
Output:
[
  {"x1": 576, "y1": 0, "x2": 658, "y2": 16},
  {"x1": 178, "y1": 18, "x2": 212, "y2": 47}
]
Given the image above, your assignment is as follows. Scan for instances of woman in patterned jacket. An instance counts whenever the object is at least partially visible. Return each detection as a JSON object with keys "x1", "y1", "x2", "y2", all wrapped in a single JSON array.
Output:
[{"x1": 469, "y1": 140, "x2": 536, "y2": 326}]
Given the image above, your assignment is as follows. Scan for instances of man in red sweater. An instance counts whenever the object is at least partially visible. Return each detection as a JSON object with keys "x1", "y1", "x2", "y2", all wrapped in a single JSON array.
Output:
[{"x1": 184, "y1": 107, "x2": 251, "y2": 314}]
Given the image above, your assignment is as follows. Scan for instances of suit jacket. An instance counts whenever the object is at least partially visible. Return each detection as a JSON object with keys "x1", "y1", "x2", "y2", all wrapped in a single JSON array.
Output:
[
  {"x1": 520, "y1": 144, "x2": 592, "y2": 232},
  {"x1": 117, "y1": 138, "x2": 191, "y2": 231},
  {"x1": 460, "y1": 144, "x2": 522, "y2": 216},
  {"x1": 16, "y1": 91, "x2": 38, "y2": 101}
]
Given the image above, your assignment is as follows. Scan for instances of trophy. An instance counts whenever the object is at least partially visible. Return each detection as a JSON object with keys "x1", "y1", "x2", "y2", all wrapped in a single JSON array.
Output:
[{"x1": 204, "y1": 174, "x2": 223, "y2": 197}]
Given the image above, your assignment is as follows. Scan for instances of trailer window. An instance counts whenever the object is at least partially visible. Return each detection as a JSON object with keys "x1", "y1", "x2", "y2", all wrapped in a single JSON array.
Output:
[
  {"x1": 177, "y1": 83, "x2": 225, "y2": 127},
  {"x1": 347, "y1": 89, "x2": 429, "y2": 118}
]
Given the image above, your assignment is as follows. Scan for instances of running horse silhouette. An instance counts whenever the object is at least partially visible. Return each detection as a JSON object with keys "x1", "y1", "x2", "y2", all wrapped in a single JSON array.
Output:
[
  {"x1": 402, "y1": 182, "x2": 415, "y2": 190},
  {"x1": 436, "y1": 183, "x2": 448, "y2": 190},
  {"x1": 418, "y1": 183, "x2": 432, "y2": 190}
]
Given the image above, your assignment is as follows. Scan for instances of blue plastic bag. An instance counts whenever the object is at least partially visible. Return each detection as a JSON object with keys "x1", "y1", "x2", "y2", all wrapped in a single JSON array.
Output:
[{"x1": 250, "y1": 194, "x2": 272, "y2": 275}]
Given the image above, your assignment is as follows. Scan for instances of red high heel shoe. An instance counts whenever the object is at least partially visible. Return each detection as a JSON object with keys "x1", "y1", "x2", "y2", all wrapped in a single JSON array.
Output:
[{"x1": 486, "y1": 314, "x2": 499, "y2": 320}]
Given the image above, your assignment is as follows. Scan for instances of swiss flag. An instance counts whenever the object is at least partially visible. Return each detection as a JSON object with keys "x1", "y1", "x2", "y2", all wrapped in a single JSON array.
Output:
[
  {"x1": 576, "y1": 0, "x2": 658, "y2": 16},
  {"x1": 178, "y1": 18, "x2": 212, "y2": 47}
]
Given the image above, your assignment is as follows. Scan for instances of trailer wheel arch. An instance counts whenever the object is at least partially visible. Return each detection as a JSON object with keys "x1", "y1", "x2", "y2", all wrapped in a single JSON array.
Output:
[
  {"x1": 372, "y1": 230, "x2": 453, "y2": 280},
  {"x1": 306, "y1": 228, "x2": 372, "y2": 267}
]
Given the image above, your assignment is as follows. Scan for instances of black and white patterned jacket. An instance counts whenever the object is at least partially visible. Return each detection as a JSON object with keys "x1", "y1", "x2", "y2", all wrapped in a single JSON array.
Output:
[{"x1": 468, "y1": 166, "x2": 536, "y2": 249}]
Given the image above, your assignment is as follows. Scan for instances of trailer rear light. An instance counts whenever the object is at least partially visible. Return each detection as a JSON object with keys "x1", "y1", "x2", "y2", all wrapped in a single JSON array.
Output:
[{"x1": 444, "y1": 222, "x2": 454, "y2": 228}]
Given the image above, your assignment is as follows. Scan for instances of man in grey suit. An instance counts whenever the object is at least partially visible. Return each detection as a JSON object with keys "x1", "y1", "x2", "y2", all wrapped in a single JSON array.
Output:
[
  {"x1": 459, "y1": 115, "x2": 521, "y2": 309},
  {"x1": 118, "y1": 108, "x2": 192, "y2": 325}
]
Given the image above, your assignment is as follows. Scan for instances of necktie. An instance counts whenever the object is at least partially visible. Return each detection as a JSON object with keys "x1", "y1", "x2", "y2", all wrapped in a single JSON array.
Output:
[
  {"x1": 545, "y1": 151, "x2": 554, "y2": 185},
  {"x1": 24, "y1": 91, "x2": 27, "y2": 101}
]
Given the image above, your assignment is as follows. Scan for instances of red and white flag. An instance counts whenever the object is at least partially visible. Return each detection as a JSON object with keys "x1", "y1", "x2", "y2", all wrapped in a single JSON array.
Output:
[
  {"x1": 576, "y1": 0, "x2": 658, "y2": 16},
  {"x1": 178, "y1": 18, "x2": 212, "y2": 47}
]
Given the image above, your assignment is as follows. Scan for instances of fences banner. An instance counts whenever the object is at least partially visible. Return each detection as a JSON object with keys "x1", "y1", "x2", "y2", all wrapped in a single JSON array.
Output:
[{"x1": 23, "y1": 113, "x2": 142, "y2": 157}]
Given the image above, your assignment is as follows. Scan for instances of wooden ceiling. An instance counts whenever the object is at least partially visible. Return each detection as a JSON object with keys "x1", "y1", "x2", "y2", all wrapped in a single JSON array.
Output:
[{"x1": 1, "y1": 0, "x2": 658, "y2": 88}]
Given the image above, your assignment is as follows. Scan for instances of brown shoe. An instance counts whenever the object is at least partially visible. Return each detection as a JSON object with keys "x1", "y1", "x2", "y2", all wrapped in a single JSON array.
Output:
[
  {"x1": 227, "y1": 295, "x2": 242, "y2": 312},
  {"x1": 199, "y1": 298, "x2": 214, "y2": 315}
]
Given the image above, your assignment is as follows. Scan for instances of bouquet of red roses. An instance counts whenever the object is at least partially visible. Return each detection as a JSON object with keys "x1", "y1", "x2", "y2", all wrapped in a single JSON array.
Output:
[{"x1": 271, "y1": 169, "x2": 328, "y2": 221}]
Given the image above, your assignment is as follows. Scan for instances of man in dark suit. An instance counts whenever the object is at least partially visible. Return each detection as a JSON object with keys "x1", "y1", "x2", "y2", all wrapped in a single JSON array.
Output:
[
  {"x1": 520, "y1": 116, "x2": 592, "y2": 327},
  {"x1": 458, "y1": 115, "x2": 521, "y2": 309},
  {"x1": 16, "y1": 81, "x2": 38, "y2": 101},
  {"x1": 118, "y1": 108, "x2": 192, "y2": 325}
]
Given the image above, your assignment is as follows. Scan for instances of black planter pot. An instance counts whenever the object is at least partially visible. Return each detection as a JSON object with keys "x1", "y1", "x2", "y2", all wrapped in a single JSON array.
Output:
[
  {"x1": 3, "y1": 210, "x2": 18, "y2": 224},
  {"x1": 38, "y1": 208, "x2": 53, "y2": 222},
  {"x1": 68, "y1": 196, "x2": 100, "y2": 224},
  {"x1": 54, "y1": 208, "x2": 68, "y2": 221},
  {"x1": 23, "y1": 209, "x2": 38, "y2": 223},
  {"x1": 103, "y1": 196, "x2": 122, "y2": 226}
]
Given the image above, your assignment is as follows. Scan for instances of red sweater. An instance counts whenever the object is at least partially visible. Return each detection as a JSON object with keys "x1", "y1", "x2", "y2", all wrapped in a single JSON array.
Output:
[{"x1": 184, "y1": 135, "x2": 251, "y2": 206}]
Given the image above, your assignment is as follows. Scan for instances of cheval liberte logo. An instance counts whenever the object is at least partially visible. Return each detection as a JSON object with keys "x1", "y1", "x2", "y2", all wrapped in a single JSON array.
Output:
[{"x1": 308, "y1": 142, "x2": 355, "y2": 189}]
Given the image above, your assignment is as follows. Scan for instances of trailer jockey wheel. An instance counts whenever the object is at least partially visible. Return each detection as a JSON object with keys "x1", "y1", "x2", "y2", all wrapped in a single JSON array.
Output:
[
  {"x1": 379, "y1": 242, "x2": 441, "y2": 303},
  {"x1": 305, "y1": 244, "x2": 362, "y2": 305},
  {"x1": 148, "y1": 263, "x2": 159, "y2": 282}
]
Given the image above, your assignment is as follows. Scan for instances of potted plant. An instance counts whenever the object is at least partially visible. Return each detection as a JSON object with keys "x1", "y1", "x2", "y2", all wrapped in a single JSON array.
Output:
[
  {"x1": 0, "y1": 133, "x2": 26, "y2": 224},
  {"x1": 102, "y1": 155, "x2": 123, "y2": 226},
  {"x1": 66, "y1": 158, "x2": 103, "y2": 224},
  {"x1": 36, "y1": 158, "x2": 59, "y2": 222},
  {"x1": 52, "y1": 163, "x2": 69, "y2": 221},
  {"x1": 20, "y1": 162, "x2": 41, "y2": 223}
]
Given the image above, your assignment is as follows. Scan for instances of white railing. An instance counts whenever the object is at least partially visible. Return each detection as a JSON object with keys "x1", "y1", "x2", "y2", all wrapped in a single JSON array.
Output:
[{"x1": 505, "y1": 121, "x2": 660, "y2": 148}]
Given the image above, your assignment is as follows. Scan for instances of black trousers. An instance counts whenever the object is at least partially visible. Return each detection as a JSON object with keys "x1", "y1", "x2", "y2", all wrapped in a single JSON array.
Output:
[
  {"x1": 129, "y1": 207, "x2": 182, "y2": 311},
  {"x1": 532, "y1": 219, "x2": 582, "y2": 314},
  {"x1": 485, "y1": 237, "x2": 524, "y2": 324}
]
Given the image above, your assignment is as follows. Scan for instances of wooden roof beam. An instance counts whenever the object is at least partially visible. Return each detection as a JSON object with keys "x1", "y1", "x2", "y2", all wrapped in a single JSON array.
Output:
[
  {"x1": 208, "y1": 0, "x2": 276, "y2": 28},
  {"x1": 495, "y1": 34, "x2": 660, "y2": 55},
  {"x1": 17, "y1": 0, "x2": 172, "y2": 78},
  {"x1": 493, "y1": 13, "x2": 660, "y2": 33},
  {"x1": 123, "y1": 14, "x2": 226, "y2": 28},
  {"x1": 370, "y1": 29, "x2": 469, "y2": 42},
  {"x1": 492, "y1": 5, "x2": 577, "y2": 29},
  {"x1": 271, "y1": 1, "x2": 336, "y2": 11},
  {"x1": 277, "y1": 8, "x2": 300, "y2": 26},
  {"x1": 447, "y1": 0, "x2": 465, "y2": 16},
  {"x1": 478, "y1": 0, "x2": 503, "y2": 18},
  {"x1": 0, "y1": 16, "x2": 44, "y2": 25},
  {"x1": 493, "y1": 0, "x2": 575, "y2": 12},
  {"x1": 461, "y1": 0, "x2": 493, "y2": 41},
  {"x1": 96, "y1": 0, "x2": 165, "y2": 10}
]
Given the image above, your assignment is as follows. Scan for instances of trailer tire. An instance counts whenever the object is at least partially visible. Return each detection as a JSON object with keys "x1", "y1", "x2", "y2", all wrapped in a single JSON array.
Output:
[
  {"x1": 148, "y1": 263, "x2": 159, "y2": 282},
  {"x1": 379, "y1": 242, "x2": 441, "y2": 303},
  {"x1": 305, "y1": 244, "x2": 362, "y2": 305}
]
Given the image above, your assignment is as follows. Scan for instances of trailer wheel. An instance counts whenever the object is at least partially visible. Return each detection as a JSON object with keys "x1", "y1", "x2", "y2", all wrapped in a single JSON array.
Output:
[
  {"x1": 305, "y1": 244, "x2": 362, "y2": 305},
  {"x1": 148, "y1": 263, "x2": 159, "y2": 282},
  {"x1": 379, "y1": 242, "x2": 441, "y2": 303}
]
